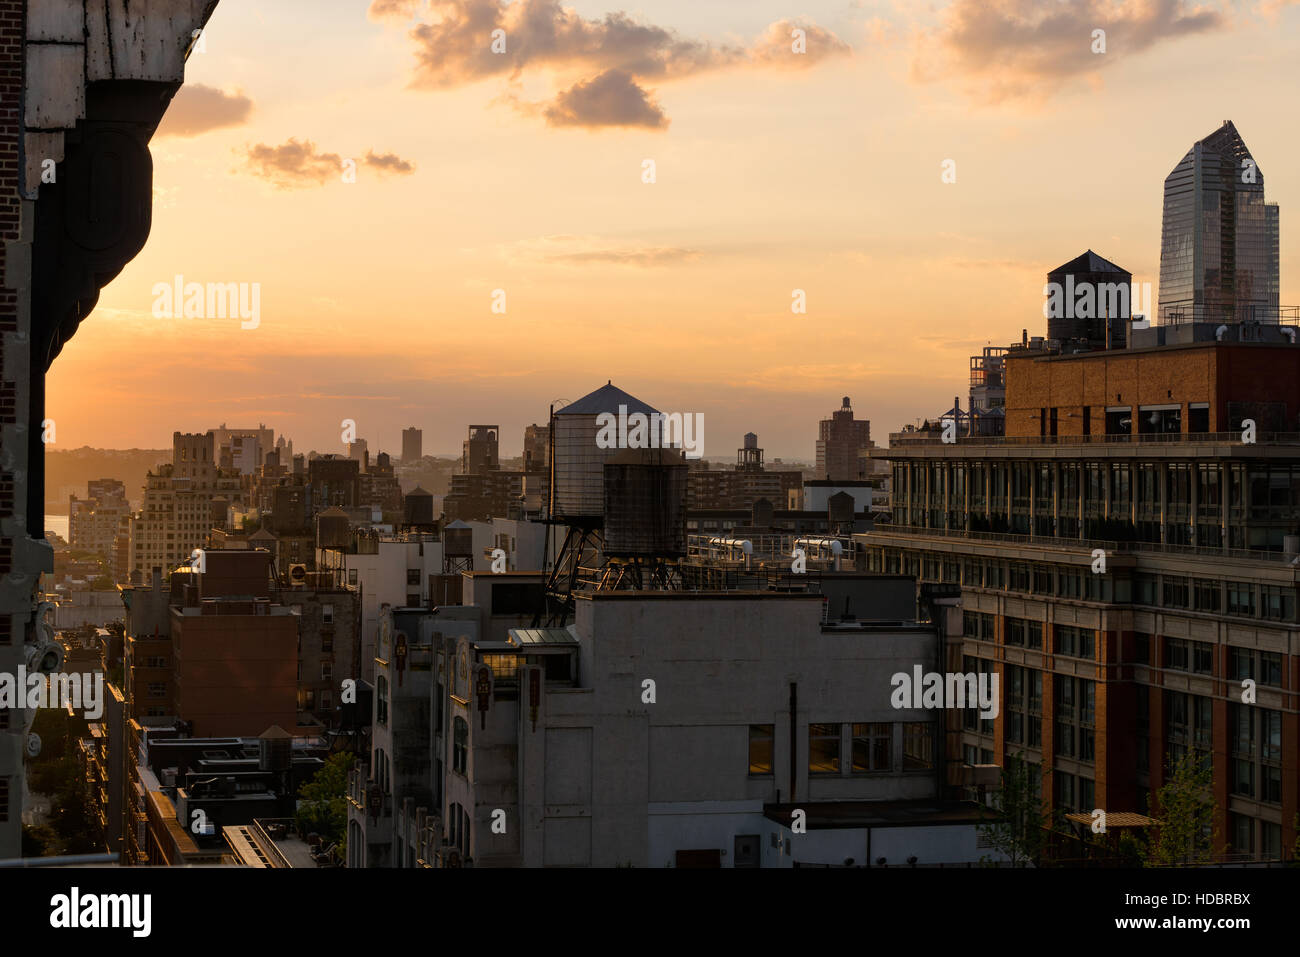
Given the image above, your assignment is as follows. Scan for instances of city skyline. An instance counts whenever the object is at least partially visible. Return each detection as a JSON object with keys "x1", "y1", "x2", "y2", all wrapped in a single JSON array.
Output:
[{"x1": 42, "y1": 0, "x2": 1300, "y2": 460}]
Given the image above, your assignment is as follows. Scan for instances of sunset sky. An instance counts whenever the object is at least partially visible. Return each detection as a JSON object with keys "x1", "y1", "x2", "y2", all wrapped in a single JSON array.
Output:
[{"x1": 46, "y1": 0, "x2": 1300, "y2": 461}]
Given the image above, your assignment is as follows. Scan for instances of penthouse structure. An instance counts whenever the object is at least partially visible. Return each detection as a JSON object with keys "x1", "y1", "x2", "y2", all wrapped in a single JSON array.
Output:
[{"x1": 862, "y1": 329, "x2": 1300, "y2": 860}]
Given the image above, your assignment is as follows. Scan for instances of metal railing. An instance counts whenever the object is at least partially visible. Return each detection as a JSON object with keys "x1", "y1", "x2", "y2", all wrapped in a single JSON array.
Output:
[
  {"x1": 889, "y1": 431, "x2": 1300, "y2": 448},
  {"x1": 862, "y1": 524, "x2": 1295, "y2": 563}
]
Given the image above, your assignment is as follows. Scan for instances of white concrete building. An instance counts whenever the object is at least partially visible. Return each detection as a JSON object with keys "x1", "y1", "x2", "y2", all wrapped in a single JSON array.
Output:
[{"x1": 348, "y1": 572, "x2": 1000, "y2": 868}]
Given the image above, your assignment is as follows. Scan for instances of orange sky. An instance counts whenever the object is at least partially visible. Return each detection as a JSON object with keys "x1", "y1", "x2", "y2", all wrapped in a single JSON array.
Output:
[{"x1": 45, "y1": 0, "x2": 1300, "y2": 460}]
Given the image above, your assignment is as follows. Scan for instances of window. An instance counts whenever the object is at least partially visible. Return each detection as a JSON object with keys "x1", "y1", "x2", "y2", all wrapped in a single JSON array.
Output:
[
  {"x1": 852, "y1": 723, "x2": 891, "y2": 772},
  {"x1": 1261, "y1": 585, "x2": 1296, "y2": 622},
  {"x1": 2, "y1": 777, "x2": 11, "y2": 822},
  {"x1": 1167, "y1": 692, "x2": 1212, "y2": 771},
  {"x1": 321, "y1": 661, "x2": 332, "y2": 680},
  {"x1": 1056, "y1": 625, "x2": 1094, "y2": 660},
  {"x1": 407, "y1": 569, "x2": 420, "y2": 586},
  {"x1": 1164, "y1": 637, "x2": 1188, "y2": 671},
  {"x1": 1005, "y1": 618, "x2": 1042, "y2": 649},
  {"x1": 1227, "y1": 582, "x2": 1255, "y2": 617},
  {"x1": 1231, "y1": 706, "x2": 1282, "y2": 805},
  {"x1": 377, "y1": 676, "x2": 389, "y2": 726},
  {"x1": 348, "y1": 569, "x2": 358, "y2": 586},
  {"x1": 1193, "y1": 579, "x2": 1220, "y2": 613},
  {"x1": 1162, "y1": 576, "x2": 1189, "y2": 609},
  {"x1": 808, "y1": 723, "x2": 841, "y2": 774},
  {"x1": 453, "y1": 717, "x2": 469, "y2": 775},
  {"x1": 1133, "y1": 633, "x2": 1150, "y2": 664},
  {"x1": 484, "y1": 653, "x2": 519, "y2": 683},
  {"x1": 749, "y1": 724, "x2": 774, "y2": 775},
  {"x1": 322, "y1": 605, "x2": 334, "y2": 625},
  {"x1": 902, "y1": 722, "x2": 934, "y2": 770}
]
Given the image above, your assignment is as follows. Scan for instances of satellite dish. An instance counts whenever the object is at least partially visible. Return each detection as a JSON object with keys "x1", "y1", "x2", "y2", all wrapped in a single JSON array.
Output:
[{"x1": 25, "y1": 733, "x2": 41, "y2": 759}]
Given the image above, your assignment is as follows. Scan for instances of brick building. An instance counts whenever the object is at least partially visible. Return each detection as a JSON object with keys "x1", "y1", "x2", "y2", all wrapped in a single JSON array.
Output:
[{"x1": 862, "y1": 328, "x2": 1300, "y2": 860}]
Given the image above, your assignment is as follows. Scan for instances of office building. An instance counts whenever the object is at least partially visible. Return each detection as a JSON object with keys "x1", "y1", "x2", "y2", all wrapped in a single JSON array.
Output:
[
  {"x1": 402, "y1": 427, "x2": 423, "y2": 463},
  {"x1": 1159, "y1": 120, "x2": 1280, "y2": 325},
  {"x1": 863, "y1": 332, "x2": 1300, "y2": 859}
]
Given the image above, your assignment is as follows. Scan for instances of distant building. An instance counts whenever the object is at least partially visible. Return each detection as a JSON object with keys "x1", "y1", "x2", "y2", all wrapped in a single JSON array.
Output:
[
  {"x1": 463, "y1": 425, "x2": 500, "y2": 475},
  {"x1": 208, "y1": 424, "x2": 275, "y2": 475},
  {"x1": 1159, "y1": 120, "x2": 1280, "y2": 325},
  {"x1": 309, "y1": 455, "x2": 361, "y2": 510},
  {"x1": 69, "y1": 478, "x2": 129, "y2": 560},
  {"x1": 816, "y1": 397, "x2": 872, "y2": 482},
  {"x1": 523, "y1": 424, "x2": 549, "y2": 473},
  {"x1": 126, "y1": 433, "x2": 241, "y2": 582},
  {"x1": 687, "y1": 433, "x2": 802, "y2": 510},
  {"x1": 402, "y1": 427, "x2": 423, "y2": 463}
]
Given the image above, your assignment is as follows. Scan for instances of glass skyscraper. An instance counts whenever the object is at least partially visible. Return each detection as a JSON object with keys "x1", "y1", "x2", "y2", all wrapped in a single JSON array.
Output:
[{"x1": 1158, "y1": 121, "x2": 1280, "y2": 325}]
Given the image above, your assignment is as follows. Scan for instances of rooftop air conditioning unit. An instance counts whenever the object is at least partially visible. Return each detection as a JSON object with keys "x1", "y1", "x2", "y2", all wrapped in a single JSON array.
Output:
[{"x1": 288, "y1": 563, "x2": 308, "y2": 586}]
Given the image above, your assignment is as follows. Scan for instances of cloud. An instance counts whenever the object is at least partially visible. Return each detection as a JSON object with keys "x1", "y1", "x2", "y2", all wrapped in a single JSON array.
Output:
[
  {"x1": 363, "y1": 150, "x2": 416, "y2": 174},
  {"x1": 376, "y1": 0, "x2": 850, "y2": 128},
  {"x1": 911, "y1": 0, "x2": 1225, "y2": 103},
  {"x1": 543, "y1": 70, "x2": 668, "y2": 129},
  {"x1": 157, "y1": 84, "x2": 253, "y2": 137},
  {"x1": 501, "y1": 234, "x2": 702, "y2": 266},
  {"x1": 369, "y1": 0, "x2": 422, "y2": 19},
  {"x1": 244, "y1": 138, "x2": 343, "y2": 187},
  {"x1": 242, "y1": 140, "x2": 415, "y2": 187},
  {"x1": 750, "y1": 19, "x2": 854, "y2": 68}
]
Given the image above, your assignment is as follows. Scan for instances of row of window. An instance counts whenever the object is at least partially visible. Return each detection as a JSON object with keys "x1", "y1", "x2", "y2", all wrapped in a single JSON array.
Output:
[
  {"x1": 872, "y1": 544, "x2": 1298, "y2": 623},
  {"x1": 748, "y1": 721, "x2": 935, "y2": 776},
  {"x1": 964, "y1": 613, "x2": 1095, "y2": 661}
]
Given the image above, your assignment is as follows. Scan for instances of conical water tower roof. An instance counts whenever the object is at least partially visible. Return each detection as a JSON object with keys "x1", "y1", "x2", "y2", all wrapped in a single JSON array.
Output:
[{"x1": 556, "y1": 381, "x2": 659, "y2": 416}]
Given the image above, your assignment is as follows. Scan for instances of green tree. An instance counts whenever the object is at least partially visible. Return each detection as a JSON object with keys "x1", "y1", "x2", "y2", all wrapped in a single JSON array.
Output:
[
  {"x1": 1146, "y1": 751, "x2": 1218, "y2": 867},
  {"x1": 296, "y1": 752, "x2": 355, "y2": 852},
  {"x1": 978, "y1": 752, "x2": 1051, "y2": 866}
]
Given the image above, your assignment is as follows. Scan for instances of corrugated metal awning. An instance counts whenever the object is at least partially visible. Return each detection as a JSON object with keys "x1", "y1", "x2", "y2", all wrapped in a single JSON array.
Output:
[{"x1": 507, "y1": 627, "x2": 578, "y2": 647}]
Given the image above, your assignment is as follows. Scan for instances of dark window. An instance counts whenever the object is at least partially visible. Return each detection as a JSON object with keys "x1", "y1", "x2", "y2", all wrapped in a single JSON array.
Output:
[
  {"x1": 1082, "y1": 407, "x2": 1091, "y2": 435},
  {"x1": 852, "y1": 722, "x2": 891, "y2": 772},
  {"x1": 809, "y1": 723, "x2": 841, "y2": 774},
  {"x1": 491, "y1": 582, "x2": 546, "y2": 615},
  {"x1": 453, "y1": 717, "x2": 469, "y2": 775},
  {"x1": 748, "y1": 724, "x2": 774, "y2": 775},
  {"x1": 1188, "y1": 405, "x2": 1209, "y2": 433},
  {"x1": 902, "y1": 722, "x2": 934, "y2": 770}
]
